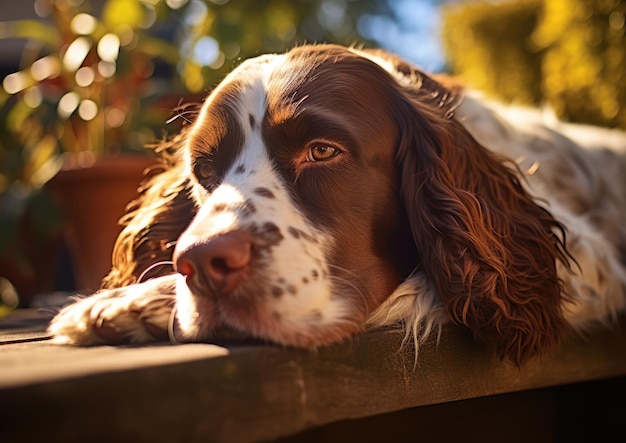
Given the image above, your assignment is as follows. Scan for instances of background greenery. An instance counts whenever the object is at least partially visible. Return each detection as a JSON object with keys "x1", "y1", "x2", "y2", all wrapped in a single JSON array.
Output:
[{"x1": 443, "y1": 0, "x2": 626, "y2": 129}]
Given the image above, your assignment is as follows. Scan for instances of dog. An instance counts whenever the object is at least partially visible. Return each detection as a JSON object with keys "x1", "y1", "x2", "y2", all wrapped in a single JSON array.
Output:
[{"x1": 49, "y1": 44, "x2": 626, "y2": 366}]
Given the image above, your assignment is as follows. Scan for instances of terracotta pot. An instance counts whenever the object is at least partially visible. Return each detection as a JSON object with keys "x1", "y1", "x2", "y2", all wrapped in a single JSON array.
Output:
[{"x1": 48, "y1": 156, "x2": 155, "y2": 292}]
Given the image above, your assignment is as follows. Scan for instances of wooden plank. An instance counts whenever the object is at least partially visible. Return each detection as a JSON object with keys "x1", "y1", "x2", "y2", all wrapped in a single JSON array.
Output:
[{"x1": 1, "y1": 317, "x2": 625, "y2": 442}]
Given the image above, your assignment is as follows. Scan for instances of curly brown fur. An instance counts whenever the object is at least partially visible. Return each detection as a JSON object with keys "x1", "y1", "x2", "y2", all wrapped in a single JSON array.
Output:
[{"x1": 388, "y1": 70, "x2": 572, "y2": 366}]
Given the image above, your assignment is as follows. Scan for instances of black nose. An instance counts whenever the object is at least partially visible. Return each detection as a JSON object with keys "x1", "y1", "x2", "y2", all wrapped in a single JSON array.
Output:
[{"x1": 174, "y1": 231, "x2": 252, "y2": 293}]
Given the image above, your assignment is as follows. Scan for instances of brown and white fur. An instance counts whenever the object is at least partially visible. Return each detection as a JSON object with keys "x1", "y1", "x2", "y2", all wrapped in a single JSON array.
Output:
[{"x1": 49, "y1": 44, "x2": 626, "y2": 366}]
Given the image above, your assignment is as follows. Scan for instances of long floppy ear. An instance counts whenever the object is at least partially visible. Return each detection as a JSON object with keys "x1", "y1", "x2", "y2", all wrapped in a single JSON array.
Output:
[
  {"x1": 102, "y1": 132, "x2": 197, "y2": 289},
  {"x1": 389, "y1": 67, "x2": 571, "y2": 366}
]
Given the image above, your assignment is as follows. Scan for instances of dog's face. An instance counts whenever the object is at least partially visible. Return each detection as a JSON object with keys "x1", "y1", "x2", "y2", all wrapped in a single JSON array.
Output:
[{"x1": 172, "y1": 47, "x2": 418, "y2": 345}]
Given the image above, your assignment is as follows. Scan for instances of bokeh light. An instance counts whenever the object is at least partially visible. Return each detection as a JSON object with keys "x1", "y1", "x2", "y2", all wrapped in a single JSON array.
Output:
[
  {"x1": 71, "y1": 13, "x2": 97, "y2": 35},
  {"x1": 63, "y1": 37, "x2": 92, "y2": 72},
  {"x1": 75, "y1": 66, "x2": 96, "y2": 87},
  {"x1": 58, "y1": 92, "x2": 80, "y2": 118},
  {"x1": 2, "y1": 72, "x2": 29, "y2": 94},
  {"x1": 23, "y1": 87, "x2": 43, "y2": 108},
  {"x1": 193, "y1": 36, "x2": 220, "y2": 66},
  {"x1": 78, "y1": 99, "x2": 98, "y2": 121},
  {"x1": 98, "y1": 33, "x2": 121, "y2": 63},
  {"x1": 105, "y1": 107, "x2": 126, "y2": 128},
  {"x1": 98, "y1": 61, "x2": 117, "y2": 78},
  {"x1": 31, "y1": 56, "x2": 61, "y2": 81}
]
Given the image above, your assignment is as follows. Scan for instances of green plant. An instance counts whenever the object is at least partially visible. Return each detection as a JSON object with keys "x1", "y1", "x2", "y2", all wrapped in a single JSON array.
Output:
[
  {"x1": 0, "y1": 0, "x2": 190, "y2": 300},
  {"x1": 442, "y1": 0, "x2": 626, "y2": 128}
]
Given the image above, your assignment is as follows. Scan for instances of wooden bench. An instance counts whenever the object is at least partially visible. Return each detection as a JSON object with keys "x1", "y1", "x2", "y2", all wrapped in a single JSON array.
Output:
[{"x1": 1, "y1": 306, "x2": 625, "y2": 442}]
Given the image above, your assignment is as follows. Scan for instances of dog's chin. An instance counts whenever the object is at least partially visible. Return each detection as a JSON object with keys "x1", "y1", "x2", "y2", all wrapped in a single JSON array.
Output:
[
  {"x1": 172, "y1": 274, "x2": 361, "y2": 349},
  {"x1": 171, "y1": 274, "x2": 275, "y2": 345}
]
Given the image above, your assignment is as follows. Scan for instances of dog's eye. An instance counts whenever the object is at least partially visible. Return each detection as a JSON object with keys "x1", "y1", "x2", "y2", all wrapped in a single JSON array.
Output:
[
  {"x1": 305, "y1": 144, "x2": 340, "y2": 162},
  {"x1": 194, "y1": 162, "x2": 220, "y2": 191},
  {"x1": 195, "y1": 162, "x2": 213, "y2": 180}
]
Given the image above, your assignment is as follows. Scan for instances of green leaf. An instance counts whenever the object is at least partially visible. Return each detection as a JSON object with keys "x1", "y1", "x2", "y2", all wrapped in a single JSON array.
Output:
[{"x1": 0, "y1": 20, "x2": 61, "y2": 50}]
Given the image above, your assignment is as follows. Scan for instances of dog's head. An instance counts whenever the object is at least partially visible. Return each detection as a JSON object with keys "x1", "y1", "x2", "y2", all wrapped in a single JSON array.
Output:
[{"x1": 130, "y1": 44, "x2": 569, "y2": 364}]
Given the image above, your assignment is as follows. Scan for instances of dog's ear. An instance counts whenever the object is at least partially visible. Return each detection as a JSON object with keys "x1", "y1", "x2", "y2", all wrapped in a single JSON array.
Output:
[
  {"x1": 389, "y1": 68, "x2": 571, "y2": 366},
  {"x1": 103, "y1": 134, "x2": 197, "y2": 289}
]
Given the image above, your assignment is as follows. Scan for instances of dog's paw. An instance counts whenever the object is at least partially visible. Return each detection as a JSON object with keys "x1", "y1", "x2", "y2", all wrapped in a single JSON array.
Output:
[{"x1": 48, "y1": 276, "x2": 178, "y2": 346}]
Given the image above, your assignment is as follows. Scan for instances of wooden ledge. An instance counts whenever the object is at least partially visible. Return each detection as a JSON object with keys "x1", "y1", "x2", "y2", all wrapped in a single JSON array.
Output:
[{"x1": 1, "y1": 309, "x2": 625, "y2": 442}]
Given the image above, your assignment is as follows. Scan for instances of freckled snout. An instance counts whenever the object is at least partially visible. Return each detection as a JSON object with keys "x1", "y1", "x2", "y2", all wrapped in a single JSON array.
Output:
[{"x1": 174, "y1": 230, "x2": 252, "y2": 294}]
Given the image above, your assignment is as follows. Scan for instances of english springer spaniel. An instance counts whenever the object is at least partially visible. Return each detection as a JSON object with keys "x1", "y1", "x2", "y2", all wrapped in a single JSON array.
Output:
[{"x1": 49, "y1": 44, "x2": 626, "y2": 366}]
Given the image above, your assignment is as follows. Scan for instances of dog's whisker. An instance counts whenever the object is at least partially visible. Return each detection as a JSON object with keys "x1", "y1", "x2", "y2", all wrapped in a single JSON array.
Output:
[
  {"x1": 138, "y1": 261, "x2": 175, "y2": 283},
  {"x1": 168, "y1": 305, "x2": 179, "y2": 344}
]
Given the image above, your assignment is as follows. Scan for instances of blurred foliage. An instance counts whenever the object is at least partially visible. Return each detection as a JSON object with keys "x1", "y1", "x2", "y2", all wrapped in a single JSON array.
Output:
[
  {"x1": 0, "y1": 0, "x2": 191, "y2": 299},
  {"x1": 535, "y1": 0, "x2": 626, "y2": 128},
  {"x1": 174, "y1": 0, "x2": 387, "y2": 92},
  {"x1": 442, "y1": 0, "x2": 626, "y2": 129},
  {"x1": 442, "y1": 0, "x2": 544, "y2": 105}
]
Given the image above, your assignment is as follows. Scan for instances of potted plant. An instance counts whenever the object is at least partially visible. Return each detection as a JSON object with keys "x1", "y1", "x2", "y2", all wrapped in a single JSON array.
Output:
[{"x1": 0, "y1": 0, "x2": 192, "y2": 299}]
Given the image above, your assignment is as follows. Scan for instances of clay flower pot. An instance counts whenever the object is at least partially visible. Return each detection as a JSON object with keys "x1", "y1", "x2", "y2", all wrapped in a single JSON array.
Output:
[{"x1": 48, "y1": 156, "x2": 154, "y2": 291}]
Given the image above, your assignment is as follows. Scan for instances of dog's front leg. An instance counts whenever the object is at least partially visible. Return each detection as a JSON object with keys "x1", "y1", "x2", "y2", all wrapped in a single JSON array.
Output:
[{"x1": 48, "y1": 274, "x2": 181, "y2": 346}]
